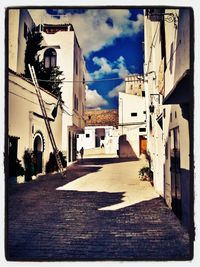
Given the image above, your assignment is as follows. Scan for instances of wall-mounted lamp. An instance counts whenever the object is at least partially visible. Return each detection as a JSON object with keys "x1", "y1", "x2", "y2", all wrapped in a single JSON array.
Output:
[
  {"x1": 147, "y1": 9, "x2": 179, "y2": 29},
  {"x1": 145, "y1": 71, "x2": 156, "y2": 81},
  {"x1": 149, "y1": 93, "x2": 160, "y2": 114}
]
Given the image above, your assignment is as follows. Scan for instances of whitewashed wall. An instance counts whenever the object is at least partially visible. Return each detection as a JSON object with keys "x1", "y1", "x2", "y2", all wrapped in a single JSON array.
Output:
[
  {"x1": 8, "y1": 72, "x2": 62, "y2": 170},
  {"x1": 118, "y1": 92, "x2": 146, "y2": 157}
]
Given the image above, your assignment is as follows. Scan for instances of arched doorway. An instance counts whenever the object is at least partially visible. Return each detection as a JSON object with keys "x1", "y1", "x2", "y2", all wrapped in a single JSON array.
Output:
[{"x1": 33, "y1": 132, "x2": 44, "y2": 174}]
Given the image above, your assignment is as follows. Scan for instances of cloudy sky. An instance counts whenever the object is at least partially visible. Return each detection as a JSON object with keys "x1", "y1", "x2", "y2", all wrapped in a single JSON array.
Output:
[{"x1": 29, "y1": 8, "x2": 144, "y2": 110}]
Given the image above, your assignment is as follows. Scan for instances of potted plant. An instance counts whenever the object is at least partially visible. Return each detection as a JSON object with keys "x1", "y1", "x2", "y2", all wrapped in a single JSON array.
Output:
[{"x1": 138, "y1": 166, "x2": 153, "y2": 186}]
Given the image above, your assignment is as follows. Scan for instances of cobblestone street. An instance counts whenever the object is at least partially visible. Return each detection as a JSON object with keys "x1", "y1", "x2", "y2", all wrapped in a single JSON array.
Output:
[{"x1": 6, "y1": 157, "x2": 192, "y2": 261}]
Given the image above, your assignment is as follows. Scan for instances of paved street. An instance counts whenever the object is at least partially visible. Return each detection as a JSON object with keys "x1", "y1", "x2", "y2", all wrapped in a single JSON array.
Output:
[{"x1": 6, "y1": 157, "x2": 192, "y2": 261}]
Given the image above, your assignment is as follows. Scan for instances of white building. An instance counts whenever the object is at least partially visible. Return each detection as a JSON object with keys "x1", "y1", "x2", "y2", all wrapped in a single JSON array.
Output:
[
  {"x1": 118, "y1": 91, "x2": 147, "y2": 158},
  {"x1": 144, "y1": 8, "x2": 193, "y2": 230},
  {"x1": 38, "y1": 23, "x2": 86, "y2": 162},
  {"x1": 77, "y1": 126, "x2": 119, "y2": 155},
  {"x1": 77, "y1": 109, "x2": 119, "y2": 156},
  {"x1": 8, "y1": 9, "x2": 35, "y2": 74},
  {"x1": 7, "y1": 9, "x2": 87, "y2": 176},
  {"x1": 8, "y1": 70, "x2": 62, "y2": 177},
  {"x1": 125, "y1": 74, "x2": 145, "y2": 96}
]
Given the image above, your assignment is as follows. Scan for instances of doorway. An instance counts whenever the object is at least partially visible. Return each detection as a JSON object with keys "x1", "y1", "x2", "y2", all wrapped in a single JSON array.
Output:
[
  {"x1": 33, "y1": 133, "x2": 43, "y2": 174},
  {"x1": 170, "y1": 127, "x2": 181, "y2": 220},
  {"x1": 139, "y1": 136, "x2": 147, "y2": 155}
]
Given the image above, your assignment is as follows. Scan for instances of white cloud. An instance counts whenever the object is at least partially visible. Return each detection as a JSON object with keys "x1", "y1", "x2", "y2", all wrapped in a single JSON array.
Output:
[
  {"x1": 90, "y1": 55, "x2": 129, "y2": 80},
  {"x1": 86, "y1": 88, "x2": 108, "y2": 109},
  {"x1": 132, "y1": 14, "x2": 144, "y2": 33},
  {"x1": 108, "y1": 81, "x2": 125, "y2": 98},
  {"x1": 29, "y1": 9, "x2": 144, "y2": 56}
]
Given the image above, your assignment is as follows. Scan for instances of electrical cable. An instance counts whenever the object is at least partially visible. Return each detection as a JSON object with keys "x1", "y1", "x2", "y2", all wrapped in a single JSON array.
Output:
[{"x1": 9, "y1": 72, "x2": 125, "y2": 84}]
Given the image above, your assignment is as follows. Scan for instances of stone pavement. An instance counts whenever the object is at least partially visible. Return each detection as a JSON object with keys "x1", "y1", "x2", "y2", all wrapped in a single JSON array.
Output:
[{"x1": 6, "y1": 157, "x2": 193, "y2": 261}]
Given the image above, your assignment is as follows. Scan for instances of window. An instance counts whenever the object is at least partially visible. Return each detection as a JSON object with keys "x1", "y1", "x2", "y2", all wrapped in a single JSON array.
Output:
[
  {"x1": 131, "y1": 112, "x2": 137, "y2": 117},
  {"x1": 76, "y1": 134, "x2": 79, "y2": 138},
  {"x1": 139, "y1": 128, "x2": 146, "y2": 132},
  {"x1": 142, "y1": 91, "x2": 145, "y2": 97},
  {"x1": 44, "y1": 48, "x2": 57, "y2": 68},
  {"x1": 86, "y1": 134, "x2": 90, "y2": 138},
  {"x1": 160, "y1": 19, "x2": 167, "y2": 70},
  {"x1": 74, "y1": 95, "x2": 79, "y2": 111},
  {"x1": 75, "y1": 60, "x2": 78, "y2": 75},
  {"x1": 101, "y1": 136, "x2": 105, "y2": 140},
  {"x1": 24, "y1": 23, "x2": 28, "y2": 39},
  {"x1": 88, "y1": 115, "x2": 91, "y2": 120},
  {"x1": 76, "y1": 97, "x2": 78, "y2": 111},
  {"x1": 143, "y1": 111, "x2": 146, "y2": 114},
  {"x1": 74, "y1": 95, "x2": 76, "y2": 110}
]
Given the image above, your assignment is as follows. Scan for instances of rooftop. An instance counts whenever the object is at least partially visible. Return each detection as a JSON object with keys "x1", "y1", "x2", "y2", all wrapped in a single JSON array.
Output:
[{"x1": 85, "y1": 109, "x2": 118, "y2": 127}]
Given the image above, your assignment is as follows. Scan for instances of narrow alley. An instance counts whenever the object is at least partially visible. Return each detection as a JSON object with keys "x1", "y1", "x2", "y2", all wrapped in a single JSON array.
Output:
[{"x1": 6, "y1": 156, "x2": 192, "y2": 261}]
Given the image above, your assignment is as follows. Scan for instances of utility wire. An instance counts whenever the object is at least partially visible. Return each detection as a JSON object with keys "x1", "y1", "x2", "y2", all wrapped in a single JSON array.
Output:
[{"x1": 9, "y1": 73, "x2": 125, "y2": 84}]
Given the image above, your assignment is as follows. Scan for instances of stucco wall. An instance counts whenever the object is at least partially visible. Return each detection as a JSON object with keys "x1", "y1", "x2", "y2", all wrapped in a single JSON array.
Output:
[
  {"x1": 118, "y1": 92, "x2": 146, "y2": 158},
  {"x1": 8, "y1": 72, "x2": 62, "y2": 170}
]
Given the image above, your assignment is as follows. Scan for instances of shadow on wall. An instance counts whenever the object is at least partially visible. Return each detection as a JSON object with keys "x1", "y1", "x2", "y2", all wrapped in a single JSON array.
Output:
[{"x1": 118, "y1": 135, "x2": 138, "y2": 159}]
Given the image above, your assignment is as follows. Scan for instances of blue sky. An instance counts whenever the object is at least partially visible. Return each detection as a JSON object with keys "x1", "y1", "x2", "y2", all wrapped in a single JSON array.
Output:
[{"x1": 46, "y1": 8, "x2": 144, "y2": 109}]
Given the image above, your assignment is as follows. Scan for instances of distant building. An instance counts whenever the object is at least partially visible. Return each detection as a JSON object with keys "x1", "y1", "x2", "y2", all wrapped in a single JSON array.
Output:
[
  {"x1": 77, "y1": 110, "x2": 119, "y2": 155},
  {"x1": 118, "y1": 91, "x2": 147, "y2": 158},
  {"x1": 125, "y1": 74, "x2": 145, "y2": 96}
]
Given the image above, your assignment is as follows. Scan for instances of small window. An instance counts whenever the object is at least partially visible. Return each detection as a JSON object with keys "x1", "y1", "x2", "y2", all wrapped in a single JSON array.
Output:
[
  {"x1": 143, "y1": 111, "x2": 146, "y2": 114},
  {"x1": 44, "y1": 48, "x2": 57, "y2": 68},
  {"x1": 101, "y1": 136, "x2": 105, "y2": 140},
  {"x1": 76, "y1": 134, "x2": 79, "y2": 138},
  {"x1": 139, "y1": 128, "x2": 146, "y2": 132},
  {"x1": 163, "y1": 108, "x2": 166, "y2": 118},
  {"x1": 131, "y1": 112, "x2": 137, "y2": 117},
  {"x1": 86, "y1": 134, "x2": 90, "y2": 138},
  {"x1": 24, "y1": 23, "x2": 28, "y2": 39},
  {"x1": 142, "y1": 91, "x2": 145, "y2": 97},
  {"x1": 76, "y1": 60, "x2": 78, "y2": 75},
  {"x1": 170, "y1": 113, "x2": 172, "y2": 122},
  {"x1": 74, "y1": 95, "x2": 76, "y2": 110},
  {"x1": 88, "y1": 115, "x2": 91, "y2": 120},
  {"x1": 76, "y1": 97, "x2": 79, "y2": 111}
]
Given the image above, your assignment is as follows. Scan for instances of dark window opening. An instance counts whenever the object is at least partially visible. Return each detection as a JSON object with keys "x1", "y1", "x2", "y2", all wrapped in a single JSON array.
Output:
[
  {"x1": 44, "y1": 48, "x2": 57, "y2": 68},
  {"x1": 88, "y1": 115, "x2": 91, "y2": 120},
  {"x1": 139, "y1": 128, "x2": 146, "y2": 132},
  {"x1": 143, "y1": 111, "x2": 146, "y2": 114},
  {"x1": 24, "y1": 23, "x2": 28, "y2": 39},
  {"x1": 131, "y1": 112, "x2": 137, "y2": 117},
  {"x1": 77, "y1": 134, "x2": 79, "y2": 138},
  {"x1": 142, "y1": 91, "x2": 145, "y2": 97},
  {"x1": 86, "y1": 134, "x2": 90, "y2": 138},
  {"x1": 101, "y1": 136, "x2": 105, "y2": 140},
  {"x1": 160, "y1": 18, "x2": 167, "y2": 70},
  {"x1": 76, "y1": 60, "x2": 78, "y2": 75}
]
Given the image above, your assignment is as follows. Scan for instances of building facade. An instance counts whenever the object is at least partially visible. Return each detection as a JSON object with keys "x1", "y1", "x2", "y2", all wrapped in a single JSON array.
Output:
[
  {"x1": 77, "y1": 109, "x2": 119, "y2": 156},
  {"x1": 118, "y1": 74, "x2": 146, "y2": 159},
  {"x1": 38, "y1": 23, "x2": 86, "y2": 162},
  {"x1": 8, "y1": 70, "x2": 62, "y2": 177},
  {"x1": 118, "y1": 91, "x2": 147, "y2": 158},
  {"x1": 7, "y1": 9, "x2": 87, "y2": 176},
  {"x1": 144, "y1": 8, "x2": 193, "y2": 230}
]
